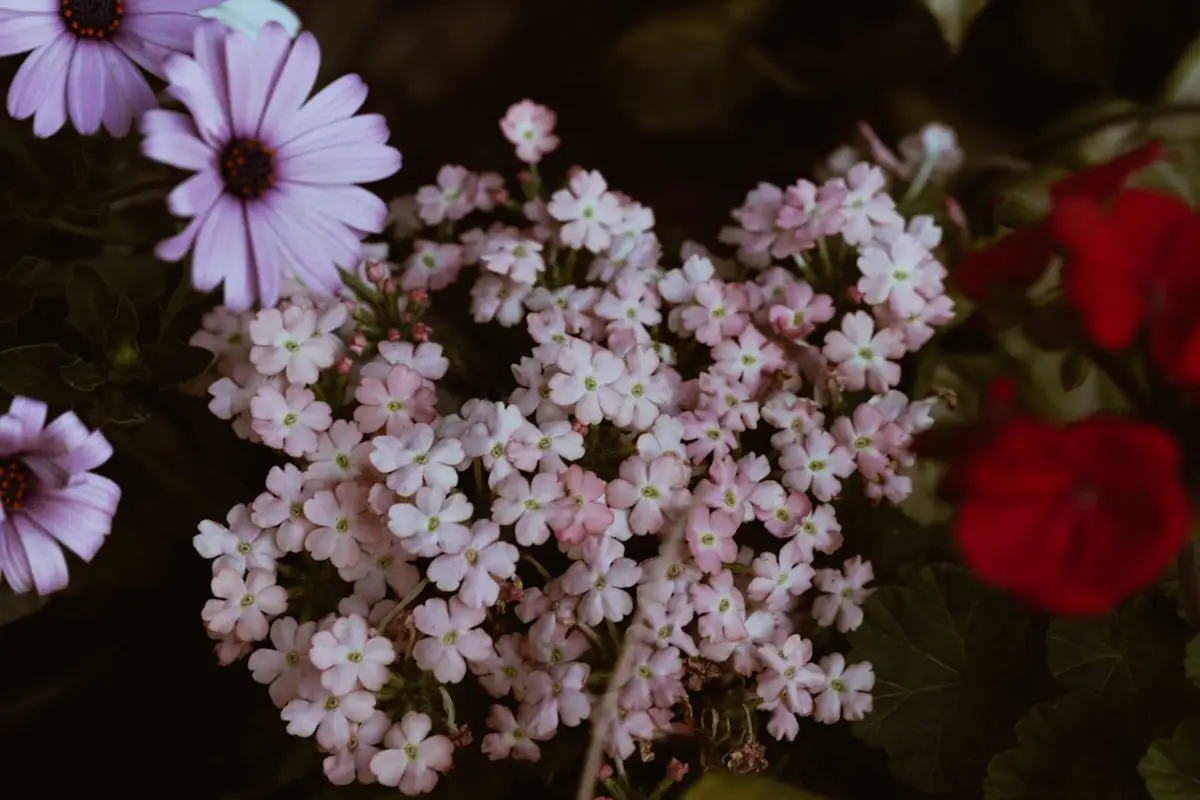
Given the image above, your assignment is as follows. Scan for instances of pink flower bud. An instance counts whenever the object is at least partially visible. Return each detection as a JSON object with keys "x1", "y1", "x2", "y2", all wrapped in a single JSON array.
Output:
[
  {"x1": 349, "y1": 332, "x2": 367, "y2": 356},
  {"x1": 571, "y1": 419, "x2": 589, "y2": 436},
  {"x1": 596, "y1": 764, "x2": 613, "y2": 781},
  {"x1": 386, "y1": 328, "x2": 401, "y2": 342},
  {"x1": 335, "y1": 357, "x2": 352, "y2": 375},
  {"x1": 567, "y1": 164, "x2": 584, "y2": 179},
  {"x1": 410, "y1": 288, "x2": 428, "y2": 305},
  {"x1": 492, "y1": 187, "x2": 510, "y2": 205},
  {"x1": 846, "y1": 285, "x2": 864, "y2": 303},
  {"x1": 365, "y1": 260, "x2": 387, "y2": 283},
  {"x1": 667, "y1": 759, "x2": 689, "y2": 782},
  {"x1": 517, "y1": 170, "x2": 533, "y2": 184},
  {"x1": 413, "y1": 322, "x2": 432, "y2": 342},
  {"x1": 382, "y1": 278, "x2": 397, "y2": 295}
]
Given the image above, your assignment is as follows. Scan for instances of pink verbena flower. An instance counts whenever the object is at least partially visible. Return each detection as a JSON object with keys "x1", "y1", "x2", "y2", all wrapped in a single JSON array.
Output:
[
  {"x1": 0, "y1": 397, "x2": 119, "y2": 595},
  {"x1": 500, "y1": 100, "x2": 559, "y2": 164},
  {"x1": 370, "y1": 712, "x2": 455, "y2": 794}
]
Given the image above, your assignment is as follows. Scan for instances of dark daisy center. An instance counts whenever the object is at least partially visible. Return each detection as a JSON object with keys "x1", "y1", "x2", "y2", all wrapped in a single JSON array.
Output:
[
  {"x1": 61, "y1": 0, "x2": 123, "y2": 39},
  {"x1": 0, "y1": 457, "x2": 34, "y2": 511},
  {"x1": 220, "y1": 138, "x2": 276, "y2": 200}
]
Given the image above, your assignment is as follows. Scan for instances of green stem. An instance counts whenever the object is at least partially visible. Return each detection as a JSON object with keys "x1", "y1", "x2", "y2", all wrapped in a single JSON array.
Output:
[{"x1": 376, "y1": 578, "x2": 428, "y2": 634}]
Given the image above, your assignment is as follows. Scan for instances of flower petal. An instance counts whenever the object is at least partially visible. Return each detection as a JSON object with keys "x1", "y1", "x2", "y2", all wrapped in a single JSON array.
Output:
[
  {"x1": 67, "y1": 38, "x2": 106, "y2": 134},
  {"x1": 224, "y1": 20, "x2": 289, "y2": 136},
  {"x1": 276, "y1": 143, "x2": 401, "y2": 185},
  {"x1": 274, "y1": 72, "x2": 365, "y2": 146},
  {"x1": 0, "y1": 10, "x2": 61, "y2": 57}
]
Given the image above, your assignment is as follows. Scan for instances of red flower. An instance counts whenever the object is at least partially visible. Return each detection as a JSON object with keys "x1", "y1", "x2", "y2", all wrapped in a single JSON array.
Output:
[
  {"x1": 954, "y1": 140, "x2": 1164, "y2": 304},
  {"x1": 1048, "y1": 188, "x2": 1200, "y2": 384},
  {"x1": 954, "y1": 414, "x2": 1190, "y2": 615}
]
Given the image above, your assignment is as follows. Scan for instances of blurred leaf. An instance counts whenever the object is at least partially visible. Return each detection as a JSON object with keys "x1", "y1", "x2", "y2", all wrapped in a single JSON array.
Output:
[
  {"x1": 0, "y1": 343, "x2": 75, "y2": 404},
  {"x1": 684, "y1": 772, "x2": 832, "y2": 800},
  {"x1": 93, "y1": 386, "x2": 149, "y2": 426},
  {"x1": 1046, "y1": 596, "x2": 1197, "y2": 739},
  {"x1": 147, "y1": 342, "x2": 214, "y2": 389},
  {"x1": 1139, "y1": 719, "x2": 1200, "y2": 800},
  {"x1": 985, "y1": 695, "x2": 1152, "y2": 800},
  {"x1": 89, "y1": 249, "x2": 169, "y2": 300},
  {"x1": 0, "y1": 586, "x2": 48, "y2": 629},
  {"x1": 1162, "y1": 34, "x2": 1200, "y2": 103},
  {"x1": 0, "y1": 281, "x2": 34, "y2": 323},
  {"x1": 847, "y1": 563, "x2": 1032, "y2": 794},
  {"x1": 66, "y1": 263, "x2": 116, "y2": 347},
  {"x1": 59, "y1": 358, "x2": 108, "y2": 392},
  {"x1": 612, "y1": 6, "x2": 763, "y2": 134},
  {"x1": 1018, "y1": 0, "x2": 1125, "y2": 89},
  {"x1": 1188, "y1": 636, "x2": 1199, "y2": 690},
  {"x1": 998, "y1": 327, "x2": 1129, "y2": 422},
  {"x1": 919, "y1": 0, "x2": 987, "y2": 53}
]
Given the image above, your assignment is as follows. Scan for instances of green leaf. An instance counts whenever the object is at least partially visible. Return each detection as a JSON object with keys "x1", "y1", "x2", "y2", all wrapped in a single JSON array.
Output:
[
  {"x1": 147, "y1": 342, "x2": 214, "y2": 388},
  {"x1": 0, "y1": 343, "x2": 76, "y2": 404},
  {"x1": 65, "y1": 263, "x2": 116, "y2": 346},
  {"x1": 0, "y1": 585, "x2": 49, "y2": 628},
  {"x1": 59, "y1": 358, "x2": 108, "y2": 392},
  {"x1": 1162, "y1": 34, "x2": 1200, "y2": 103},
  {"x1": 1186, "y1": 636, "x2": 1199, "y2": 691},
  {"x1": 1058, "y1": 351, "x2": 1090, "y2": 392},
  {"x1": 1139, "y1": 718, "x2": 1200, "y2": 800},
  {"x1": 920, "y1": 0, "x2": 987, "y2": 53},
  {"x1": 846, "y1": 563, "x2": 1033, "y2": 794},
  {"x1": 985, "y1": 695, "x2": 1152, "y2": 800},
  {"x1": 1046, "y1": 596, "x2": 1197, "y2": 738},
  {"x1": 684, "y1": 772, "x2": 832, "y2": 800}
]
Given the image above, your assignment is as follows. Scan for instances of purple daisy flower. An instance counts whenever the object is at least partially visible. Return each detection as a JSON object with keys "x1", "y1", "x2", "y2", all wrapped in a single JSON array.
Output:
[
  {"x1": 0, "y1": 0, "x2": 218, "y2": 138},
  {"x1": 0, "y1": 396, "x2": 121, "y2": 596},
  {"x1": 142, "y1": 20, "x2": 402, "y2": 311}
]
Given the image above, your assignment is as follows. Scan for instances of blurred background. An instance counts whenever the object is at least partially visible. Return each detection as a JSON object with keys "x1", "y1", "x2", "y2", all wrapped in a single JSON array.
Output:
[{"x1": 2, "y1": 0, "x2": 1200, "y2": 795}]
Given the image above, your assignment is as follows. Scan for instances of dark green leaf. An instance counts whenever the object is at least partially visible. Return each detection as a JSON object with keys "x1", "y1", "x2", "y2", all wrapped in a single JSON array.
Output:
[
  {"x1": 1139, "y1": 718, "x2": 1200, "y2": 800},
  {"x1": 0, "y1": 586, "x2": 49, "y2": 629},
  {"x1": 94, "y1": 387, "x2": 149, "y2": 426},
  {"x1": 0, "y1": 282, "x2": 35, "y2": 323},
  {"x1": 59, "y1": 358, "x2": 108, "y2": 392},
  {"x1": 1187, "y1": 636, "x2": 1199, "y2": 691},
  {"x1": 0, "y1": 343, "x2": 75, "y2": 404},
  {"x1": 89, "y1": 249, "x2": 169, "y2": 300},
  {"x1": 684, "y1": 772, "x2": 832, "y2": 800},
  {"x1": 147, "y1": 342, "x2": 214, "y2": 389},
  {"x1": 985, "y1": 695, "x2": 1151, "y2": 800},
  {"x1": 846, "y1": 563, "x2": 1033, "y2": 794},
  {"x1": 1162, "y1": 33, "x2": 1200, "y2": 103},
  {"x1": 66, "y1": 263, "x2": 116, "y2": 346},
  {"x1": 110, "y1": 294, "x2": 140, "y2": 345},
  {"x1": 1046, "y1": 595, "x2": 1197, "y2": 738},
  {"x1": 920, "y1": 0, "x2": 987, "y2": 53}
]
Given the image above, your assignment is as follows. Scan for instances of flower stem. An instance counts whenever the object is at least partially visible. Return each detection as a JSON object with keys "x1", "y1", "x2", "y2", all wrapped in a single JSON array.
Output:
[{"x1": 375, "y1": 578, "x2": 428, "y2": 635}]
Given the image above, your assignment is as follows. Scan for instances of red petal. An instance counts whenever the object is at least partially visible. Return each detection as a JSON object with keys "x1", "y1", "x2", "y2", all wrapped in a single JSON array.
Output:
[
  {"x1": 954, "y1": 224, "x2": 1054, "y2": 303},
  {"x1": 1050, "y1": 139, "x2": 1164, "y2": 202}
]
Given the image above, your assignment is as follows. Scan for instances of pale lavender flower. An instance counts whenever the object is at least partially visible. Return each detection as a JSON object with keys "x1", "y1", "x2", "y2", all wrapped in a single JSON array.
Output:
[
  {"x1": 142, "y1": 20, "x2": 402, "y2": 310},
  {"x1": 0, "y1": 397, "x2": 120, "y2": 595},
  {"x1": 0, "y1": 0, "x2": 217, "y2": 138}
]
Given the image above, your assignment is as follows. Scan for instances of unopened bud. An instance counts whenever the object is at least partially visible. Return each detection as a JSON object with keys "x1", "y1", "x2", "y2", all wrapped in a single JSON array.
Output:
[
  {"x1": 413, "y1": 322, "x2": 432, "y2": 342},
  {"x1": 386, "y1": 328, "x2": 401, "y2": 342},
  {"x1": 667, "y1": 758, "x2": 688, "y2": 782},
  {"x1": 410, "y1": 288, "x2": 428, "y2": 305},
  {"x1": 366, "y1": 260, "x2": 388, "y2": 283},
  {"x1": 335, "y1": 357, "x2": 352, "y2": 376}
]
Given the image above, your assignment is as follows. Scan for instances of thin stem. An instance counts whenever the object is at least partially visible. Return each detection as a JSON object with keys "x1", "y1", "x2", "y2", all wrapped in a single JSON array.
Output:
[
  {"x1": 1178, "y1": 540, "x2": 1200, "y2": 631},
  {"x1": 375, "y1": 578, "x2": 428, "y2": 635}
]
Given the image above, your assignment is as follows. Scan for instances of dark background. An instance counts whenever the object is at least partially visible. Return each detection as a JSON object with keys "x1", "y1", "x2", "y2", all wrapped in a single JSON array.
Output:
[{"x1": 1, "y1": 0, "x2": 1199, "y2": 796}]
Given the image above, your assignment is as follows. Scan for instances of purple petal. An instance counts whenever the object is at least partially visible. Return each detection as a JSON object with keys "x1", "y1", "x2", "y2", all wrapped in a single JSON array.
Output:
[
  {"x1": 253, "y1": 197, "x2": 343, "y2": 295},
  {"x1": 61, "y1": 429, "x2": 114, "y2": 474},
  {"x1": 274, "y1": 72, "x2": 365, "y2": 147},
  {"x1": 120, "y1": 10, "x2": 200, "y2": 53},
  {"x1": 99, "y1": 37, "x2": 156, "y2": 137},
  {"x1": 0, "y1": 518, "x2": 34, "y2": 593},
  {"x1": 155, "y1": 211, "x2": 205, "y2": 262},
  {"x1": 163, "y1": 51, "x2": 229, "y2": 147},
  {"x1": 7, "y1": 32, "x2": 72, "y2": 125},
  {"x1": 277, "y1": 113, "x2": 389, "y2": 158},
  {"x1": 112, "y1": 24, "x2": 177, "y2": 79},
  {"x1": 220, "y1": 213, "x2": 256, "y2": 312},
  {"x1": 193, "y1": 193, "x2": 249, "y2": 299},
  {"x1": 0, "y1": 417, "x2": 27, "y2": 458},
  {"x1": 7, "y1": 395, "x2": 47, "y2": 437},
  {"x1": 141, "y1": 107, "x2": 195, "y2": 136},
  {"x1": 125, "y1": 0, "x2": 215, "y2": 13},
  {"x1": 5, "y1": 515, "x2": 69, "y2": 595},
  {"x1": 245, "y1": 203, "x2": 283, "y2": 307},
  {"x1": 271, "y1": 183, "x2": 387, "y2": 235},
  {"x1": 168, "y1": 168, "x2": 222, "y2": 217},
  {"x1": 276, "y1": 143, "x2": 401, "y2": 185},
  {"x1": 224, "y1": 21, "x2": 288, "y2": 137},
  {"x1": 0, "y1": 0, "x2": 56, "y2": 11},
  {"x1": 67, "y1": 39, "x2": 106, "y2": 134},
  {"x1": 269, "y1": 186, "x2": 362, "y2": 265},
  {"x1": 258, "y1": 29, "x2": 318, "y2": 143},
  {"x1": 26, "y1": 480, "x2": 118, "y2": 562},
  {"x1": 0, "y1": 10, "x2": 61, "y2": 57},
  {"x1": 189, "y1": 18, "x2": 230, "y2": 129}
]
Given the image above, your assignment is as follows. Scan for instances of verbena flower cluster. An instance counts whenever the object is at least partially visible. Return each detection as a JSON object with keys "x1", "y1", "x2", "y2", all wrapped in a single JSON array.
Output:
[{"x1": 188, "y1": 98, "x2": 959, "y2": 794}]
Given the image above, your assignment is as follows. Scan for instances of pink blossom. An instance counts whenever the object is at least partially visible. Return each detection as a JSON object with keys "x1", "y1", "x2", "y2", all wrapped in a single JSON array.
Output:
[
  {"x1": 416, "y1": 165, "x2": 477, "y2": 225},
  {"x1": 248, "y1": 305, "x2": 337, "y2": 385},
  {"x1": 248, "y1": 617, "x2": 318, "y2": 708},
  {"x1": 548, "y1": 339, "x2": 623, "y2": 425},
  {"x1": 370, "y1": 712, "x2": 456, "y2": 794},
  {"x1": 830, "y1": 403, "x2": 905, "y2": 479},
  {"x1": 370, "y1": 424, "x2": 464, "y2": 497},
  {"x1": 370, "y1": 340, "x2": 450, "y2": 382},
  {"x1": 309, "y1": 614, "x2": 396, "y2": 694},
  {"x1": 857, "y1": 233, "x2": 943, "y2": 316},
  {"x1": 622, "y1": 644, "x2": 685, "y2": 709},
  {"x1": 387, "y1": 487, "x2": 473, "y2": 558},
  {"x1": 813, "y1": 556, "x2": 874, "y2": 632},
  {"x1": 756, "y1": 634, "x2": 825, "y2": 716},
  {"x1": 303, "y1": 481, "x2": 381, "y2": 569},
  {"x1": 506, "y1": 419, "x2": 585, "y2": 473},
  {"x1": 492, "y1": 472, "x2": 564, "y2": 546},
  {"x1": 711, "y1": 326, "x2": 784, "y2": 391},
  {"x1": 547, "y1": 465, "x2": 613, "y2": 545},
  {"x1": 547, "y1": 169, "x2": 622, "y2": 253},
  {"x1": 524, "y1": 661, "x2": 592, "y2": 737},
  {"x1": 748, "y1": 548, "x2": 814, "y2": 610},
  {"x1": 305, "y1": 420, "x2": 373, "y2": 487},
  {"x1": 282, "y1": 686, "x2": 377, "y2": 750},
  {"x1": 402, "y1": 240, "x2": 466, "y2": 292},
  {"x1": 768, "y1": 281, "x2": 836, "y2": 341},
  {"x1": 605, "y1": 455, "x2": 689, "y2": 536},
  {"x1": 482, "y1": 705, "x2": 544, "y2": 762},
  {"x1": 413, "y1": 597, "x2": 496, "y2": 683},
  {"x1": 482, "y1": 234, "x2": 546, "y2": 284},
  {"x1": 791, "y1": 504, "x2": 844, "y2": 558},
  {"x1": 202, "y1": 567, "x2": 287, "y2": 642},
  {"x1": 822, "y1": 310, "x2": 905, "y2": 393},
  {"x1": 690, "y1": 570, "x2": 748, "y2": 642},
  {"x1": 836, "y1": 163, "x2": 902, "y2": 245},
  {"x1": 500, "y1": 100, "x2": 560, "y2": 164},
  {"x1": 472, "y1": 634, "x2": 530, "y2": 699},
  {"x1": 779, "y1": 430, "x2": 855, "y2": 502},
  {"x1": 561, "y1": 537, "x2": 642, "y2": 625},
  {"x1": 694, "y1": 456, "x2": 755, "y2": 522},
  {"x1": 813, "y1": 654, "x2": 875, "y2": 723},
  {"x1": 193, "y1": 503, "x2": 281, "y2": 576},
  {"x1": 678, "y1": 281, "x2": 747, "y2": 346},
  {"x1": 427, "y1": 520, "x2": 519, "y2": 609},
  {"x1": 250, "y1": 385, "x2": 332, "y2": 458},
  {"x1": 353, "y1": 364, "x2": 437, "y2": 436},
  {"x1": 323, "y1": 711, "x2": 391, "y2": 786},
  {"x1": 251, "y1": 463, "x2": 316, "y2": 553}
]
